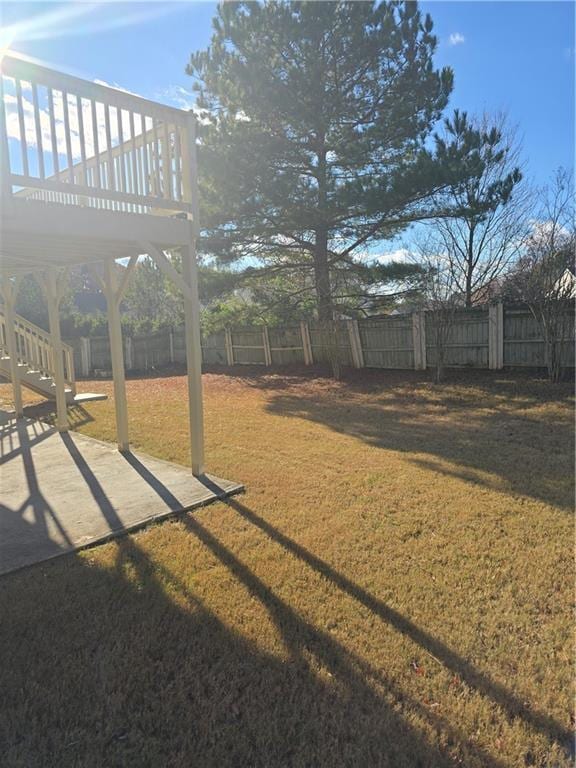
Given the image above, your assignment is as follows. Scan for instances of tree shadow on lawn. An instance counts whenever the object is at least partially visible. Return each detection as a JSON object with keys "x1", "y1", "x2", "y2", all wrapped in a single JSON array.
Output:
[
  {"x1": 0, "y1": 426, "x2": 513, "y2": 768},
  {"x1": 205, "y1": 364, "x2": 574, "y2": 404},
  {"x1": 2, "y1": 528, "x2": 514, "y2": 768},
  {"x1": 224, "y1": 497, "x2": 572, "y2": 754},
  {"x1": 264, "y1": 378, "x2": 574, "y2": 512},
  {"x1": 1, "y1": 434, "x2": 572, "y2": 767}
]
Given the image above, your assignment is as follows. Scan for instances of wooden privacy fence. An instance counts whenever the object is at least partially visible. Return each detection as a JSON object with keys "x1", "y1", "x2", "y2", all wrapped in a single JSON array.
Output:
[{"x1": 67, "y1": 304, "x2": 575, "y2": 377}]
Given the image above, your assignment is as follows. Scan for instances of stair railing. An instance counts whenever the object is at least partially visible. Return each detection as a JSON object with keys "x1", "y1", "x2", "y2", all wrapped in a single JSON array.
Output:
[{"x1": 0, "y1": 307, "x2": 76, "y2": 394}]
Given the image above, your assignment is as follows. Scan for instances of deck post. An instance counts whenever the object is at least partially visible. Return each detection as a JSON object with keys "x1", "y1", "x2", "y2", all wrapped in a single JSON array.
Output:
[
  {"x1": 43, "y1": 270, "x2": 68, "y2": 431},
  {"x1": 103, "y1": 261, "x2": 130, "y2": 451},
  {"x1": 180, "y1": 111, "x2": 205, "y2": 476},
  {"x1": 181, "y1": 231, "x2": 205, "y2": 476},
  {"x1": 1, "y1": 276, "x2": 23, "y2": 418}
]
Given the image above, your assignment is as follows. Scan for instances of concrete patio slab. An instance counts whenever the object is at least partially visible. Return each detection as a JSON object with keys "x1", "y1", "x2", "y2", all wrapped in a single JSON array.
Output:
[{"x1": 0, "y1": 413, "x2": 243, "y2": 576}]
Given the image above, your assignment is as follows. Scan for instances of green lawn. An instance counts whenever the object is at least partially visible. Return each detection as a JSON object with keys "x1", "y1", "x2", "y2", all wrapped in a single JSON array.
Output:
[{"x1": 0, "y1": 367, "x2": 573, "y2": 767}]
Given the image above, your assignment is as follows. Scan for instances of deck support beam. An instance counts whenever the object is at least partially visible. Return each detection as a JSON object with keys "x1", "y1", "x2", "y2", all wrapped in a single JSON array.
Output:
[
  {"x1": 181, "y1": 234, "x2": 205, "y2": 476},
  {"x1": 96, "y1": 256, "x2": 137, "y2": 452},
  {"x1": 141, "y1": 234, "x2": 205, "y2": 476},
  {"x1": 42, "y1": 269, "x2": 69, "y2": 431},
  {"x1": 0, "y1": 275, "x2": 23, "y2": 418}
]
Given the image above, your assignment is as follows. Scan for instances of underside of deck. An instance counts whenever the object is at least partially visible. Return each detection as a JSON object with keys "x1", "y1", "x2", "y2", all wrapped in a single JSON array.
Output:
[
  {"x1": 1, "y1": 196, "x2": 192, "y2": 275},
  {"x1": 0, "y1": 411, "x2": 243, "y2": 576}
]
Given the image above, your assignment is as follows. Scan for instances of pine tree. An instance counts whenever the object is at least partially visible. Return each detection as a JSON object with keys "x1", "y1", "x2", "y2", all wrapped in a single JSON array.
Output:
[{"x1": 187, "y1": 1, "x2": 493, "y2": 372}]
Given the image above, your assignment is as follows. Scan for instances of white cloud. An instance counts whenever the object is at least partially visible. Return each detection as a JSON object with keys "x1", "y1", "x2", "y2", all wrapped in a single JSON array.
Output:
[
  {"x1": 448, "y1": 32, "x2": 465, "y2": 46},
  {"x1": 158, "y1": 85, "x2": 195, "y2": 111},
  {"x1": 93, "y1": 78, "x2": 144, "y2": 99},
  {"x1": 375, "y1": 248, "x2": 413, "y2": 264},
  {"x1": 527, "y1": 218, "x2": 571, "y2": 247}
]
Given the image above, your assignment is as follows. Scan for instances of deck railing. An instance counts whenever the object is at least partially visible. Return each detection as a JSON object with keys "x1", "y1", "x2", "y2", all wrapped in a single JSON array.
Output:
[
  {"x1": 0, "y1": 52, "x2": 196, "y2": 217},
  {"x1": 0, "y1": 306, "x2": 76, "y2": 390}
]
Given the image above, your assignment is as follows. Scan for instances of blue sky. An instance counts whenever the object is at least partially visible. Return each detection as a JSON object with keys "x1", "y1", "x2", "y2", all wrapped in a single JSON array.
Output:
[{"x1": 1, "y1": 0, "x2": 574, "y2": 188}]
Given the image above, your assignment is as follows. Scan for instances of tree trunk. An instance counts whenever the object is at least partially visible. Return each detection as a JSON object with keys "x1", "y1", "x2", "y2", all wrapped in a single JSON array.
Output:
[
  {"x1": 313, "y1": 232, "x2": 340, "y2": 380},
  {"x1": 313, "y1": 134, "x2": 340, "y2": 379},
  {"x1": 465, "y1": 226, "x2": 475, "y2": 308},
  {"x1": 541, "y1": 310, "x2": 563, "y2": 384}
]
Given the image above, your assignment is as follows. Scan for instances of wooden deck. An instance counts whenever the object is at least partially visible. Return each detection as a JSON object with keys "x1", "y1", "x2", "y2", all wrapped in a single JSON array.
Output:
[{"x1": 0, "y1": 412, "x2": 243, "y2": 576}]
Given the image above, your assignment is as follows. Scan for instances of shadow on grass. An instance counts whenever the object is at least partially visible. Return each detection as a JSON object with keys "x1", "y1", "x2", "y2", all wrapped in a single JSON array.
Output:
[
  {"x1": 1, "y1": 374, "x2": 572, "y2": 766},
  {"x1": 224, "y1": 497, "x2": 572, "y2": 753},
  {"x1": 0, "y1": 518, "x2": 513, "y2": 768},
  {"x1": 264, "y1": 379, "x2": 574, "y2": 511},
  {"x1": 1, "y1": 441, "x2": 571, "y2": 766},
  {"x1": 203, "y1": 364, "x2": 574, "y2": 404}
]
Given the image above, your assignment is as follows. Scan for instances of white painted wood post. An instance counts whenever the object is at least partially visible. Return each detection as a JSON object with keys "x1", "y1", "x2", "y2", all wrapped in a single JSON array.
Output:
[
  {"x1": 169, "y1": 329, "x2": 175, "y2": 364},
  {"x1": 489, "y1": 302, "x2": 504, "y2": 369},
  {"x1": 262, "y1": 325, "x2": 272, "y2": 366},
  {"x1": 181, "y1": 233, "x2": 205, "y2": 477},
  {"x1": 347, "y1": 319, "x2": 364, "y2": 368},
  {"x1": 103, "y1": 261, "x2": 130, "y2": 452},
  {"x1": 135, "y1": 233, "x2": 204, "y2": 475},
  {"x1": 225, "y1": 327, "x2": 234, "y2": 366},
  {"x1": 1, "y1": 277, "x2": 23, "y2": 418},
  {"x1": 80, "y1": 337, "x2": 91, "y2": 377},
  {"x1": 178, "y1": 111, "x2": 205, "y2": 475},
  {"x1": 301, "y1": 321, "x2": 313, "y2": 365},
  {"x1": 43, "y1": 271, "x2": 68, "y2": 432},
  {"x1": 412, "y1": 311, "x2": 427, "y2": 370}
]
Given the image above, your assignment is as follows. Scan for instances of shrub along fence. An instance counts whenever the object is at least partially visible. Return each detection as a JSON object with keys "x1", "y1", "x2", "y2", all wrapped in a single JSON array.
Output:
[{"x1": 67, "y1": 303, "x2": 574, "y2": 377}]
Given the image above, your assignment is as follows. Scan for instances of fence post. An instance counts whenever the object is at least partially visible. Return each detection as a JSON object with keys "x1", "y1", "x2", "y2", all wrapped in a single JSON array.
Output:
[
  {"x1": 124, "y1": 336, "x2": 134, "y2": 371},
  {"x1": 169, "y1": 329, "x2": 175, "y2": 363},
  {"x1": 300, "y1": 321, "x2": 313, "y2": 365},
  {"x1": 80, "y1": 336, "x2": 91, "y2": 377},
  {"x1": 225, "y1": 327, "x2": 234, "y2": 366},
  {"x1": 498, "y1": 303, "x2": 504, "y2": 368},
  {"x1": 347, "y1": 319, "x2": 364, "y2": 368},
  {"x1": 489, "y1": 302, "x2": 504, "y2": 369},
  {"x1": 412, "y1": 311, "x2": 427, "y2": 370},
  {"x1": 262, "y1": 325, "x2": 272, "y2": 366}
]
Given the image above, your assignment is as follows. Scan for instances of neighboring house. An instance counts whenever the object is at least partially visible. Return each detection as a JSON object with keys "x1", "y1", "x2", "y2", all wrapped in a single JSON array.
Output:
[
  {"x1": 389, "y1": 299, "x2": 423, "y2": 316},
  {"x1": 449, "y1": 278, "x2": 506, "y2": 308},
  {"x1": 551, "y1": 267, "x2": 576, "y2": 299},
  {"x1": 469, "y1": 278, "x2": 505, "y2": 306}
]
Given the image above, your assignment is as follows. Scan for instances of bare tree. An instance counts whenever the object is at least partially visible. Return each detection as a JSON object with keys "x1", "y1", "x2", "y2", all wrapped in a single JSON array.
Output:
[
  {"x1": 412, "y1": 236, "x2": 460, "y2": 383},
  {"x1": 504, "y1": 168, "x2": 575, "y2": 382},
  {"x1": 435, "y1": 112, "x2": 532, "y2": 306}
]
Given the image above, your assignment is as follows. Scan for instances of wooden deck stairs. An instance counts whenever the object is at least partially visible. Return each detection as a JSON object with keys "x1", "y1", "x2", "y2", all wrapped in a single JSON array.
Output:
[{"x1": 0, "y1": 306, "x2": 76, "y2": 403}]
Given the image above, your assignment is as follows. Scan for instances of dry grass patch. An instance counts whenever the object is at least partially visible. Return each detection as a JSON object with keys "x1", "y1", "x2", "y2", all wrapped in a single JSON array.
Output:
[{"x1": 0, "y1": 367, "x2": 573, "y2": 767}]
